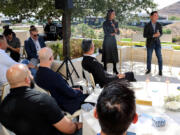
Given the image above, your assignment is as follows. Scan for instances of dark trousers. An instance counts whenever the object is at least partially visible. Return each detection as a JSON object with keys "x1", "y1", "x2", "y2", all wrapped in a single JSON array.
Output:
[{"x1": 147, "y1": 43, "x2": 163, "y2": 71}]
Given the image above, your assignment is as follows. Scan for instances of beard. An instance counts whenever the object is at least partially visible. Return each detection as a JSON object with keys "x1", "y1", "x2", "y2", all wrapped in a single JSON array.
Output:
[{"x1": 30, "y1": 79, "x2": 35, "y2": 89}]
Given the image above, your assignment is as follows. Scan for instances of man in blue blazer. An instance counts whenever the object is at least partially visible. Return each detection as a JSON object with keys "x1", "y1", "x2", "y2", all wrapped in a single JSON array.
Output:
[{"x1": 25, "y1": 26, "x2": 46, "y2": 62}]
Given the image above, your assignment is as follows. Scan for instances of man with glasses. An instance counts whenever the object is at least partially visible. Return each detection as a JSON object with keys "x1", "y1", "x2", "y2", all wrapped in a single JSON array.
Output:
[{"x1": 25, "y1": 26, "x2": 46, "y2": 65}]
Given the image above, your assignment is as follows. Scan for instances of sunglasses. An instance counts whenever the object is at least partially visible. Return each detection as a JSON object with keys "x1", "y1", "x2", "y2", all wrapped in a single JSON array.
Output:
[{"x1": 32, "y1": 34, "x2": 38, "y2": 37}]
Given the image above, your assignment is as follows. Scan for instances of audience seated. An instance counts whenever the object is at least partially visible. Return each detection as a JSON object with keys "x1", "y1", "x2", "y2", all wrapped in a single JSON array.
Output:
[
  {"x1": 94, "y1": 80, "x2": 138, "y2": 135},
  {"x1": 35, "y1": 47, "x2": 87, "y2": 114},
  {"x1": 0, "y1": 35, "x2": 34, "y2": 95},
  {"x1": 3, "y1": 29, "x2": 21, "y2": 62},
  {"x1": 0, "y1": 35, "x2": 17, "y2": 89},
  {"x1": 24, "y1": 26, "x2": 46, "y2": 65},
  {"x1": 81, "y1": 39, "x2": 136, "y2": 87},
  {"x1": 0, "y1": 64, "x2": 82, "y2": 135}
]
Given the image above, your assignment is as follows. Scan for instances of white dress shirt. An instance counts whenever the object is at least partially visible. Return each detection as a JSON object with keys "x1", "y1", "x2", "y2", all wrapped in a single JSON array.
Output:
[
  {"x1": 0, "y1": 49, "x2": 18, "y2": 88},
  {"x1": 31, "y1": 38, "x2": 41, "y2": 52}
]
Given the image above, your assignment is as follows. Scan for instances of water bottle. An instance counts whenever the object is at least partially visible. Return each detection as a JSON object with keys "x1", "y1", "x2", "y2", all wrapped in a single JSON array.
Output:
[{"x1": 95, "y1": 84, "x2": 101, "y2": 94}]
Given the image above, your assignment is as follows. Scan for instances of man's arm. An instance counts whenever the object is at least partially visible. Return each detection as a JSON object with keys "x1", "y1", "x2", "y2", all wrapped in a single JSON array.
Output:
[
  {"x1": 40, "y1": 94, "x2": 81, "y2": 134},
  {"x1": 53, "y1": 117, "x2": 82, "y2": 134},
  {"x1": 92, "y1": 59, "x2": 118, "y2": 84},
  {"x1": 7, "y1": 38, "x2": 21, "y2": 53},
  {"x1": 143, "y1": 23, "x2": 153, "y2": 39},
  {"x1": 53, "y1": 74, "x2": 83, "y2": 98}
]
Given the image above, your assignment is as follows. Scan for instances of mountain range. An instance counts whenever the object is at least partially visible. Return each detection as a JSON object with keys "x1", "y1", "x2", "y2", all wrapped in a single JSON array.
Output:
[{"x1": 159, "y1": 1, "x2": 180, "y2": 17}]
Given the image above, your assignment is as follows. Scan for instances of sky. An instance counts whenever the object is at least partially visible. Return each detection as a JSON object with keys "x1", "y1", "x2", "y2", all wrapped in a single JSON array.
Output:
[{"x1": 154, "y1": 0, "x2": 180, "y2": 9}]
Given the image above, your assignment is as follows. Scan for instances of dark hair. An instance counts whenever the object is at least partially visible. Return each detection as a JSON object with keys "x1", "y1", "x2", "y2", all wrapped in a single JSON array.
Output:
[
  {"x1": 82, "y1": 39, "x2": 93, "y2": 53},
  {"x1": 0, "y1": 34, "x2": 4, "y2": 39},
  {"x1": 3, "y1": 25, "x2": 9, "y2": 30},
  {"x1": 3, "y1": 29, "x2": 13, "y2": 37},
  {"x1": 150, "y1": 11, "x2": 158, "y2": 16},
  {"x1": 96, "y1": 80, "x2": 136, "y2": 135},
  {"x1": 106, "y1": 9, "x2": 115, "y2": 20},
  {"x1": 29, "y1": 26, "x2": 38, "y2": 33}
]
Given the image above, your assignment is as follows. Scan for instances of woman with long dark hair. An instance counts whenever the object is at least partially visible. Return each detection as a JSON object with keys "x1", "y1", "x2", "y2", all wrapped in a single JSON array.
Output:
[{"x1": 102, "y1": 9, "x2": 120, "y2": 74}]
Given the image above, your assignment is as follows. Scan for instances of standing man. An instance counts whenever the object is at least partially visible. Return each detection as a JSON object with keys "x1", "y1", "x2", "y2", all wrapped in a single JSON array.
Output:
[
  {"x1": 143, "y1": 11, "x2": 163, "y2": 76},
  {"x1": 44, "y1": 18, "x2": 57, "y2": 41}
]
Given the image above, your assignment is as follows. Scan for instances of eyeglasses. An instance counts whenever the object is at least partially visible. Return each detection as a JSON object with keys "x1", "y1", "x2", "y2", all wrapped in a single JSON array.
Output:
[{"x1": 32, "y1": 34, "x2": 38, "y2": 37}]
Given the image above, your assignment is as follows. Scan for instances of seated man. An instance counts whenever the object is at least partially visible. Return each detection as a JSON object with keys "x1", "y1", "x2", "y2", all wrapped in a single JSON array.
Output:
[
  {"x1": 0, "y1": 35, "x2": 35, "y2": 91},
  {"x1": 25, "y1": 26, "x2": 46, "y2": 63},
  {"x1": 0, "y1": 64, "x2": 82, "y2": 135},
  {"x1": 94, "y1": 80, "x2": 138, "y2": 135},
  {"x1": 35, "y1": 47, "x2": 87, "y2": 114},
  {"x1": 81, "y1": 39, "x2": 136, "y2": 87},
  {"x1": 4, "y1": 29, "x2": 21, "y2": 62}
]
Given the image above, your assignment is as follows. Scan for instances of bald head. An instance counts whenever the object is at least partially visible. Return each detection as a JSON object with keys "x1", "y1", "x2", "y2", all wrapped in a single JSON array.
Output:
[
  {"x1": 6, "y1": 64, "x2": 31, "y2": 88},
  {"x1": 39, "y1": 47, "x2": 53, "y2": 63}
]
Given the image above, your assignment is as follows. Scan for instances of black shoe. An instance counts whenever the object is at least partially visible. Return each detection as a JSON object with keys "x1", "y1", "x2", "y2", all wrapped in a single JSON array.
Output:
[
  {"x1": 113, "y1": 70, "x2": 119, "y2": 75},
  {"x1": 159, "y1": 71, "x2": 162, "y2": 76},
  {"x1": 145, "y1": 70, "x2": 151, "y2": 74}
]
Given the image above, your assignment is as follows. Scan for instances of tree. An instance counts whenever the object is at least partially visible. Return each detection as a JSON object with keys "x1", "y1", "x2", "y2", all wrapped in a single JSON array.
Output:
[
  {"x1": 0, "y1": 0, "x2": 157, "y2": 57},
  {"x1": 0, "y1": 0, "x2": 156, "y2": 22}
]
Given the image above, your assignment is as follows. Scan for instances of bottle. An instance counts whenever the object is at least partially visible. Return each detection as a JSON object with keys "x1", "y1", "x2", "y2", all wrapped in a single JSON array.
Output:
[{"x1": 94, "y1": 84, "x2": 101, "y2": 94}]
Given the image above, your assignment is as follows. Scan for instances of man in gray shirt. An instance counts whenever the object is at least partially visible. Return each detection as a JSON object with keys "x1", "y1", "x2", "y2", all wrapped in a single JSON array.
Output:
[{"x1": 3, "y1": 29, "x2": 21, "y2": 62}]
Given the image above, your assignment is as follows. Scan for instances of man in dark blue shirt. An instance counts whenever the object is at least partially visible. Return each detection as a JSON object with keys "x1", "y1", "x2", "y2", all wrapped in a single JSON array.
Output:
[
  {"x1": 94, "y1": 80, "x2": 138, "y2": 135},
  {"x1": 0, "y1": 64, "x2": 82, "y2": 135},
  {"x1": 35, "y1": 47, "x2": 87, "y2": 114}
]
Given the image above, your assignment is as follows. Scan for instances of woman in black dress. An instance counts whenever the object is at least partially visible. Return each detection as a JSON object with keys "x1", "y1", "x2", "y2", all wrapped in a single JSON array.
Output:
[{"x1": 102, "y1": 9, "x2": 120, "y2": 74}]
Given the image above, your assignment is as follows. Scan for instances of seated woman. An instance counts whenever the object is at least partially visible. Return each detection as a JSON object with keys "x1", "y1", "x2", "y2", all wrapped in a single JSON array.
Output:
[{"x1": 81, "y1": 39, "x2": 136, "y2": 88}]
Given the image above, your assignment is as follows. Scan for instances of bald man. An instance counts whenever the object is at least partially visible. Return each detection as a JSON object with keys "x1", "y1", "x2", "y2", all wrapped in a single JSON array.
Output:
[
  {"x1": 0, "y1": 64, "x2": 82, "y2": 135},
  {"x1": 35, "y1": 47, "x2": 87, "y2": 114}
]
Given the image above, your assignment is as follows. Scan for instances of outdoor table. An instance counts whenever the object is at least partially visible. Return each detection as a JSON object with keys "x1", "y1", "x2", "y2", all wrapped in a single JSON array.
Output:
[{"x1": 82, "y1": 82, "x2": 180, "y2": 135}]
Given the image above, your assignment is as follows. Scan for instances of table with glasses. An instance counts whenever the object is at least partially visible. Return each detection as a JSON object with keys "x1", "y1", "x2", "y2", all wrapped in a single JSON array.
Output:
[{"x1": 82, "y1": 81, "x2": 180, "y2": 135}]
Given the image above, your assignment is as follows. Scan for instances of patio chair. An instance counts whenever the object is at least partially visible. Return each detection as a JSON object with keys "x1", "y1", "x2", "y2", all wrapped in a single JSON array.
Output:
[
  {"x1": 0, "y1": 123, "x2": 15, "y2": 135},
  {"x1": 35, "y1": 84, "x2": 51, "y2": 95},
  {"x1": 1, "y1": 83, "x2": 10, "y2": 101},
  {"x1": 82, "y1": 69, "x2": 95, "y2": 90}
]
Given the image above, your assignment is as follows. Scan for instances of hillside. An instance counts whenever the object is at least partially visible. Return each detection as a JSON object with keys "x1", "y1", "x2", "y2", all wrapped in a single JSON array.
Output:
[{"x1": 159, "y1": 1, "x2": 180, "y2": 17}]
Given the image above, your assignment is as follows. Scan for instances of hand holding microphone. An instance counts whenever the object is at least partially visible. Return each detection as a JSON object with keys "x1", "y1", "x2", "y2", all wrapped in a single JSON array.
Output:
[{"x1": 153, "y1": 30, "x2": 160, "y2": 38}]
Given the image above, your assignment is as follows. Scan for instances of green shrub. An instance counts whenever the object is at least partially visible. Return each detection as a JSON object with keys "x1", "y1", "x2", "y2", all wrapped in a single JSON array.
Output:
[
  {"x1": 163, "y1": 29, "x2": 171, "y2": 34},
  {"x1": 50, "y1": 39, "x2": 103, "y2": 60},
  {"x1": 173, "y1": 46, "x2": 180, "y2": 50}
]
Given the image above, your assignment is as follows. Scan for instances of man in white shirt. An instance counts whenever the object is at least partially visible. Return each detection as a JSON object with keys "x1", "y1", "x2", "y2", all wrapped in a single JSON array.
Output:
[
  {"x1": 0, "y1": 35, "x2": 17, "y2": 88},
  {"x1": 0, "y1": 35, "x2": 34, "y2": 97}
]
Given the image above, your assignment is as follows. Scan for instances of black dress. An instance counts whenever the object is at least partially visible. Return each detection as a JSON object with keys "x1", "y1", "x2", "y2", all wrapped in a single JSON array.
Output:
[{"x1": 102, "y1": 20, "x2": 120, "y2": 63}]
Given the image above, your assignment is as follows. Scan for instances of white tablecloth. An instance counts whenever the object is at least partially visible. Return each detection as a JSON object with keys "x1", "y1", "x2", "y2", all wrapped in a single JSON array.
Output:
[{"x1": 83, "y1": 82, "x2": 180, "y2": 135}]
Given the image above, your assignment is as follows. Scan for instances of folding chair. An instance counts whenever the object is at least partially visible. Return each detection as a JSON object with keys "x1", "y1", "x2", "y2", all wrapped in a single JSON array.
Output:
[
  {"x1": 35, "y1": 84, "x2": 51, "y2": 95},
  {"x1": 82, "y1": 69, "x2": 95, "y2": 90},
  {"x1": 1, "y1": 83, "x2": 10, "y2": 101}
]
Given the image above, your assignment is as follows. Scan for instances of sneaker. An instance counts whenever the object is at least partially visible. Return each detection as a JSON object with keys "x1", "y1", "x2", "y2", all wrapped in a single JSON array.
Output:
[
  {"x1": 159, "y1": 71, "x2": 162, "y2": 76},
  {"x1": 145, "y1": 70, "x2": 151, "y2": 74}
]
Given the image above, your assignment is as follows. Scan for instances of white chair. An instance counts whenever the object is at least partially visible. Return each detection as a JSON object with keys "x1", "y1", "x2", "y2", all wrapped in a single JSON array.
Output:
[
  {"x1": 82, "y1": 69, "x2": 95, "y2": 89},
  {"x1": 0, "y1": 123, "x2": 15, "y2": 135},
  {"x1": 35, "y1": 84, "x2": 51, "y2": 95},
  {"x1": 1, "y1": 83, "x2": 10, "y2": 101}
]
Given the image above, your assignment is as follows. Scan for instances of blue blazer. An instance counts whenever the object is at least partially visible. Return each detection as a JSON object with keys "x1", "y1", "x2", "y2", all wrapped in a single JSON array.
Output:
[{"x1": 24, "y1": 36, "x2": 46, "y2": 60}]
